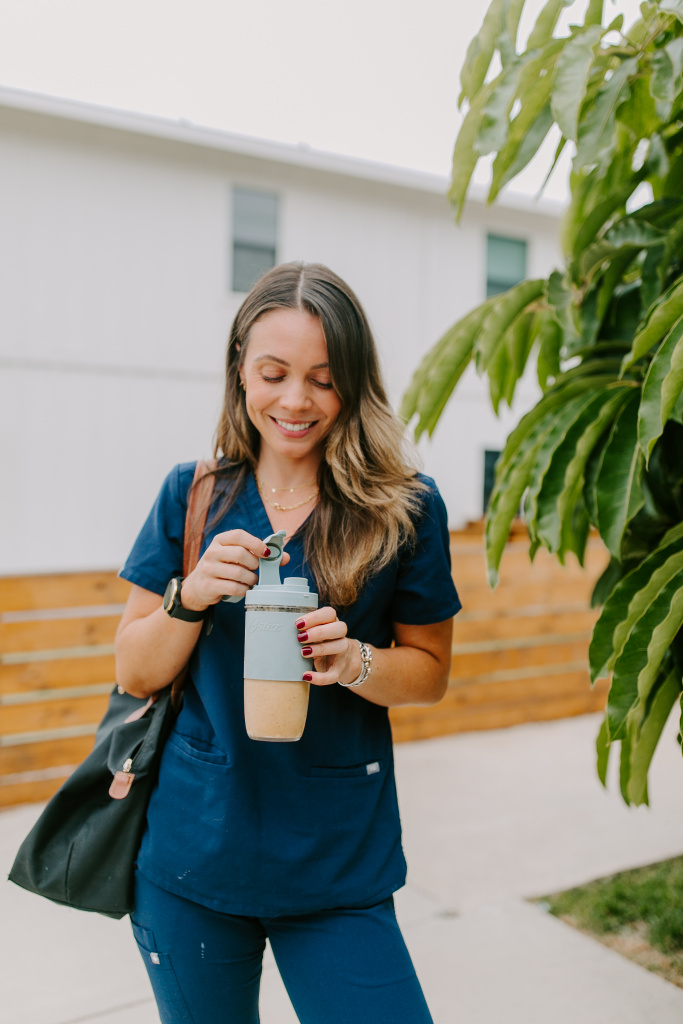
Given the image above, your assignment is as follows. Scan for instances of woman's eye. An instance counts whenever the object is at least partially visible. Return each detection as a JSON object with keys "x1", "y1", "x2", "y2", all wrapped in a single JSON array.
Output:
[
  {"x1": 312, "y1": 380, "x2": 334, "y2": 390},
  {"x1": 261, "y1": 374, "x2": 285, "y2": 383}
]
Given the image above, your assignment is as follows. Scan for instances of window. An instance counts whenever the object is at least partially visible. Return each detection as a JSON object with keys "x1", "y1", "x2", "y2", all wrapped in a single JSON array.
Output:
[
  {"x1": 486, "y1": 234, "x2": 527, "y2": 298},
  {"x1": 483, "y1": 450, "x2": 501, "y2": 513},
  {"x1": 232, "y1": 188, "x2": 278, "y2": 293}
]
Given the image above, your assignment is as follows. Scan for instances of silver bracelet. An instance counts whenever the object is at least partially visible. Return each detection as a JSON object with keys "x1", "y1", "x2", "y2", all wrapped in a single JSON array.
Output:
[{"x1": 338, "y1": 640, "x2": 373, "y2": 688}]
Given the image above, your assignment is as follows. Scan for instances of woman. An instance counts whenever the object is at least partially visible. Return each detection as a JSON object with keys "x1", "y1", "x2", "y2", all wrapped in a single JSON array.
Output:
[{"x1": 115, "y1": 262, "x2": 460, "y2": 1024}]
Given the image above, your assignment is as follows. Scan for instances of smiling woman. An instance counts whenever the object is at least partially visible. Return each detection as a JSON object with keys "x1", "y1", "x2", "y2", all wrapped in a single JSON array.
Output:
[{"x1": 113, "y1": 261, "x2": 460, "y2": 1023}]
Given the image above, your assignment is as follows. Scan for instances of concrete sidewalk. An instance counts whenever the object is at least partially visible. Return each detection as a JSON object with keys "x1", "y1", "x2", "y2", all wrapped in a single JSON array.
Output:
[{"x1": 3, "y1": 711, "x2": 683, "y2": 1023}]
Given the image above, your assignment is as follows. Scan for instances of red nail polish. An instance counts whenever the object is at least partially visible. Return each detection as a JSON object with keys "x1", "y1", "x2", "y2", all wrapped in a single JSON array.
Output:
[
  {"x1": 302, "y1": 673, "x2": 313, "y2": 682},
  {"x1": 295, "y1": 618, "x2": 305, "y2": 629},
  {"x1": 263, "y1": 547, "x2": 271, "y2": 557},
  {"x1": 297, "y1": 632, "x2": 308, "y2": 642},
  {"x1": 301, "y1": 646, "x2": 313, "y2": 656}
]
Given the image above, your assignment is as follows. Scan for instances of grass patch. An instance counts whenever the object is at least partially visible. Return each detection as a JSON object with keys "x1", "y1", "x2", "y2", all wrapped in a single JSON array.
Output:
[{"x1": 538, "y1": 856, "x2": 683, "y2": 988}]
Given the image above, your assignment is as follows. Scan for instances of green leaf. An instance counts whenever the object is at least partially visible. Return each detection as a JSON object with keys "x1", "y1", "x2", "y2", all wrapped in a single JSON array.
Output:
[
  {"x1": 589, "y1": 522, "x2": 683, "y2": 681},
  {"x1": 627, "y1": 667, "x2": 681, "y2": 805},
  {"x1": 535, "y1": 387, "x2": 631, "y2": 552},
  {"x1": 404, "y1": 303, "x2": 493, "y2": 438},
  {"x1": 637, "y1": 313, "x2": 683, "y2": 461},
  {"x1": 526, "y1": 0, "x2": 572, "y2": 50},
  {"x1": 460, "y1": 0, "x2": 509, "y2": 102},
  {"x1": 596, "y1": 716, "x2": 611, "y2": 787},
  {"x1": 607, "y1": 566, "x2": 683, "y2": 739},
  {"x1": 591, "y1": 557, "x2": 626, "y2": 607},
  {"x1": 477, "y1": 59, "x2": 528, "y2": 155},
  {"x1": 574, "y1": 58, "x2": 638, "y2": 174},
  {"x1": 485, "y1": 419, "x2": 546, "y2": 585},
  {"x1": 536, "y1": 312, "x2": 563, "y2": 389},
  {"x1": 584, "y1": 0, "x2": 604, "y2": 26},
  {"x1": 660, "y1": 0, "x2": 683, "y2": 26},
  {"x1": 489, "y1": 41, "x2": 565, "y2": 201},
  {"x1": 474, "y1": 279, "x2": 546, "y2": 372},
  {"x1": 551, "y1": 25, "x2": 604, "y2": 142},
  {"x1": 621, "y1": 275, "x2": 683, "y2": 369},
  {"x1": 596, "y1": 393, "x2": 646, "y2": 557},
  {"x1": 449, "y1": 83, "x2": 496, "y2": 221},
  {"x1": 503, "y1": 309, "x2": 536, "y2": 406},
  {"x1": 579, "y1": 218, "x2": 665, "y2": 285},
  {"x1": 525, "y1": 391, "x2": 600, "y2": 540}
]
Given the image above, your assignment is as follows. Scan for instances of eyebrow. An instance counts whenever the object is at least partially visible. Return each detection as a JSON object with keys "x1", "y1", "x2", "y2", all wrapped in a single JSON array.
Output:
[{"x1": 253, "y1": 355, "x2": 329, "y2": 369}]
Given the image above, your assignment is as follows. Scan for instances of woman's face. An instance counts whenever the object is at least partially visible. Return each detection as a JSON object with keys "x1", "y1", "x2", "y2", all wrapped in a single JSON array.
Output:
[{"x1": 239, "y1": 307, "x2": 342, "y2": 466}]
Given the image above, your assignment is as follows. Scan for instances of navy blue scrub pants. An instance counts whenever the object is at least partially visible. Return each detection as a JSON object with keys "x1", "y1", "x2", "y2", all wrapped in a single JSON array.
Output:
[{"x1": 132, "y1": 872, "x2": 434, "y2": 1024}]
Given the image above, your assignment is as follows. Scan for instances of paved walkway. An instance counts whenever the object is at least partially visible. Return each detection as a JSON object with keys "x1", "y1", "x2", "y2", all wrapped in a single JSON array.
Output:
[{"x1": 4, "y1": 711, "x2": 683, "y2": 1023}]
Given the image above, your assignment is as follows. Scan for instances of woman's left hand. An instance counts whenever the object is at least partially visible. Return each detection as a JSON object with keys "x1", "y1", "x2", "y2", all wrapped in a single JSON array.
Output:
[{"x1": 295, "y1": 606, "x2": 360, "y2": 687}]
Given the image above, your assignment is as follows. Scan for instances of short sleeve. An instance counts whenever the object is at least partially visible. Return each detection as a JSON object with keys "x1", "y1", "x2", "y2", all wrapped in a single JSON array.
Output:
[
  {"x1": 118, "y1": 462, "x2": 196, "y2": 596},
  {"x1": 390, "y1": 478, "x2": 461, "y2": 626}
]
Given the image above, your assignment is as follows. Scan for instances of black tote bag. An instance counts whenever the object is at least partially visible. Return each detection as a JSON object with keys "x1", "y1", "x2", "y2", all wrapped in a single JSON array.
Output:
[{"x1": 8, "y1": 459, "x2": 216, "y2": 918}]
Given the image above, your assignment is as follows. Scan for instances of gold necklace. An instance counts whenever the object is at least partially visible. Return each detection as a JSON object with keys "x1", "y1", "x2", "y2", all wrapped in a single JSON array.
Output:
[
  {"x1": 258, "y1": 478, "x2": 317, "y2": 493},
  {"x1": 258, "y1": 485, "x2": 319, "y2": 512}
]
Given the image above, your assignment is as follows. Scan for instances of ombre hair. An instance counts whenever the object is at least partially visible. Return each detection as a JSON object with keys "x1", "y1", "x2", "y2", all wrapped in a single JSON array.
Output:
[{"x1": 209, "y1": 262, "x2": 428, "y2": 607}]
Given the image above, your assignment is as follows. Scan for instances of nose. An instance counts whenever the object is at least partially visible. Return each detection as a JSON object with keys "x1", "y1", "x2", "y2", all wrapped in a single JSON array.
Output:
[{"x1": 279, "y1": 378, "x2": 312, "y2": 412}]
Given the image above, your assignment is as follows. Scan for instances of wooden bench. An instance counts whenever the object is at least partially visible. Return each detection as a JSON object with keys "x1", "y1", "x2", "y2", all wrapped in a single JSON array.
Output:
[{"x1": 0, "y1": 525, "x2": 609, "y2": 807}]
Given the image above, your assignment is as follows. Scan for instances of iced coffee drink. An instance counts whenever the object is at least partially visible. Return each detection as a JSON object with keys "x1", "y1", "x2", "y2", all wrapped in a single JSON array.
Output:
[{"x1": 244, "y1": 678, "x2": 310, "y2": 741}]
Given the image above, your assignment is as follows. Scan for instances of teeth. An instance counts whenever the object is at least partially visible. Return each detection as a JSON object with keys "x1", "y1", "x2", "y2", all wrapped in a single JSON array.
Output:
[{"x1": 275, "y1": 419, "x2": 313, "y2": 432}]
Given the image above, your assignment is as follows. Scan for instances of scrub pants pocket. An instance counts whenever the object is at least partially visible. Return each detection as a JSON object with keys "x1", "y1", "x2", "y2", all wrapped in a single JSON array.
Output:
[{"x1": 131, "y1": 919, "x2": 195, "y2": 1024}]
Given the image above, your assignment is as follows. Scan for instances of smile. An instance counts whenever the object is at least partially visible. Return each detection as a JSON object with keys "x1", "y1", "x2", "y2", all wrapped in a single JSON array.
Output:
[{"x1": 273, "y1": 418, "x2": 316, "y2": 434}]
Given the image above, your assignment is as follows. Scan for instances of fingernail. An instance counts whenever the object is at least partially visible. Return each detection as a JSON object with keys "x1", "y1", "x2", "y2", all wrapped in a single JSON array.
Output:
[
  {"x1": 302, "y1": 673, "x2": 312, "y2": 682},
  {"x1": 295, "y1": 618, "x2": 305, "y2": 629},
  {"x1": 301, "y1": 646, "x2": 313, "y2": 657},
  {"x1": 263, "y1": 547, "x2": 271, "y2": 557},
  {"x1": 297, "y1": 632, "x2": 308, "y2": 642}
]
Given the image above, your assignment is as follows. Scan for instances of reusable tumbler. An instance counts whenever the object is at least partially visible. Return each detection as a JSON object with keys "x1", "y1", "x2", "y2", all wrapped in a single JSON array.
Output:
[{"x1": 242, "y1": 530, "x2": 318, "y2": 741}]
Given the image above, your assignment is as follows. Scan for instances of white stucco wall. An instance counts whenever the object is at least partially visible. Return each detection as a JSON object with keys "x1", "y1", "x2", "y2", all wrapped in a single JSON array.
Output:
[{"x1": 0, "y1": 92, "x2": 563, "y2": 575}]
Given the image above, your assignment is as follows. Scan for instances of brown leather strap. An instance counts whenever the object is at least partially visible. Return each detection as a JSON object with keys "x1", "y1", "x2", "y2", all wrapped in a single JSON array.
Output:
[
  {"x1": 171, "y1": 458, "x2": 218, "y2": 709},
  {"x1": 183, "y1": 459, "x2": 218, "y2": 576}
]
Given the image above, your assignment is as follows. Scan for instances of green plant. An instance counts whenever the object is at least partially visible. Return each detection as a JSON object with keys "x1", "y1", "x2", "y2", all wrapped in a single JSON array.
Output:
[{"x1": 401, "y1": 0, "x2": 683, "y2": 804}]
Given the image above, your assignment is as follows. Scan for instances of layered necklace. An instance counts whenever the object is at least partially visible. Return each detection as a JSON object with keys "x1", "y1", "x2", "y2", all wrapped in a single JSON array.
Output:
[{"x1": 257, "y1": 476, "x2": 319, "y2": 512}]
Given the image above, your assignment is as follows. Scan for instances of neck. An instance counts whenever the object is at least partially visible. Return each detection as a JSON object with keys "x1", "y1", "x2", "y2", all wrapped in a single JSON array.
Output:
[{"x1": 256, "y1": 451, "x2": 322, "y2": 491}]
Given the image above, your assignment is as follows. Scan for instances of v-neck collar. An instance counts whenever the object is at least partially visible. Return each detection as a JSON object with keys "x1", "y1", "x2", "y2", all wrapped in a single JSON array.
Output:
[{"x1": 244, "y1": 469, "x2": 313, "y2": 546}]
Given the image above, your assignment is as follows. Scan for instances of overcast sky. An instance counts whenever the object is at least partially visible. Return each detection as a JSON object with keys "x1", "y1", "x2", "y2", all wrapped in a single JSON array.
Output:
[{"x1": 0, "y1": 0, "x2": 642, "y2": 199}]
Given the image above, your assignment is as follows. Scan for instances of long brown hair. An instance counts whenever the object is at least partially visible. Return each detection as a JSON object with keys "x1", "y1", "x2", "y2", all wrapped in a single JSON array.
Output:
[{"x1": 210, "y1": 262, "x2": 428, "y2": 607}]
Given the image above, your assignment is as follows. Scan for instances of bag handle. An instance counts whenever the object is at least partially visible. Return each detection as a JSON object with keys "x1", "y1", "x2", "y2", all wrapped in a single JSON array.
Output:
[{"x1": 170, "y1": 458, "x2": 218, "y2": 708}]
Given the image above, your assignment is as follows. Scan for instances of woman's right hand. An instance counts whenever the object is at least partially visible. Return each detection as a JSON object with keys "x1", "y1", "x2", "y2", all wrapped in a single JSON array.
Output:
[{"x1": 180, "y1": 530, "x2": 290, "y2": 611}]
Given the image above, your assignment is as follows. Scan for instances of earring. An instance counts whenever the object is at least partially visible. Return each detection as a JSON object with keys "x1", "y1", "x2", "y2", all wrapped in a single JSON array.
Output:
[{"x1": 239, "y1": 379, "x2": 246, "y2": 391}]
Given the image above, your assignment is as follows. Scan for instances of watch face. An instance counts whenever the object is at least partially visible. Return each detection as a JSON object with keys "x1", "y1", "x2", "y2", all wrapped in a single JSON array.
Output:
[{"x1": 163, "y1": 577, "x2": 180, "y2": 613}]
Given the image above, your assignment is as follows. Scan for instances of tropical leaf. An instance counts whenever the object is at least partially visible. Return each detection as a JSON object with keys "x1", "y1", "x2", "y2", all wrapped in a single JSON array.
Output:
[
  {"x1": 579, "y1": 219, "x2": 665, "y2": 283},
  {"x1": 595, "y1": 393, "x2": 646, "y2": 556},
  {"x1": 621, "y1": 274, "x2": 683, "y2": 369},
  {"x1": 459, "y1": 0, "x2": 508, "y2": 102},
  {"x1": 476, "y1": 60, "x2": 528, "y2": 154},
  {"x1": 589, "y1": 521, "x2": 683, "y2": 681},
  {"x1": 660, "y1": 0, "x2": 683, "y2": 25},
  {"x1": 535, "y1": 310, "x2": 563, "y2": 389},
  {"x1": 526, "y1": 0, "x2": 572, "y2": 50},
  {"x1": 524, "y1": 391, "x2": 601, "y2": 539},
  {"x1": 627, "y1": 667, "x2": 681, "y2": 804},
  {"x1": 596, "y1": 716, "x2": 611, "y2": 786},
  {"x1": 551, "y1": 24, "x2": 604, "y2": 142},
  {"x1": 574, "y1": 58, "x2": 638, "y2": 174},
  {"x1": 474, "y1": 279, "x2": 546, "y2": 371},
  {"x1": 607, "y1": 565, "x2": 683, "y2": 739},
  {"x1": 534, "y1": 387, "x2": 631, "y2": 552},
  {"x1": 637, "y1": 313, "x2": 683, "y2": 460},
  {"x1": 450, "y1": 83, "x2": 496, "y2": 220}
]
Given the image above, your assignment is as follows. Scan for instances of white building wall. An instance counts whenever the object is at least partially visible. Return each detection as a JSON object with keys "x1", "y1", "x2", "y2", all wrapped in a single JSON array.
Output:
[{"x1": 0, "y1": 95, "x2": 563, "y2": 575}]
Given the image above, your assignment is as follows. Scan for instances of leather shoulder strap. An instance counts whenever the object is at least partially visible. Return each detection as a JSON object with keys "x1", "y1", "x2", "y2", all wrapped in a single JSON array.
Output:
[{"x1": 183, "y1": 459, "x2": 218, "y2": 576}]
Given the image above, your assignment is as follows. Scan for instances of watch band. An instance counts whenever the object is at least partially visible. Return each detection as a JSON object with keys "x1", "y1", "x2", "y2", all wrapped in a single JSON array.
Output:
[{"x1": 163, "y1": 577, "x2": 206, "y2": 622}]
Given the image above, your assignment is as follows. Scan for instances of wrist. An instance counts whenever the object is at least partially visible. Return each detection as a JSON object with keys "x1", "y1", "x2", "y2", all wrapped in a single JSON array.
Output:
[
  {"x1": 177, "y1": 576, "x2": 208, "y2": 613},
  {"x1": 338, "y1": 640, "x2": 373, "y2": 688}
]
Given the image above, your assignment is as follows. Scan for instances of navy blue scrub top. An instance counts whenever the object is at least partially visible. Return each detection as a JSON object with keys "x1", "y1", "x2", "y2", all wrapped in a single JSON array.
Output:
[{"x1": 120, "y1": 463, "x2": 461, "y2": 917}]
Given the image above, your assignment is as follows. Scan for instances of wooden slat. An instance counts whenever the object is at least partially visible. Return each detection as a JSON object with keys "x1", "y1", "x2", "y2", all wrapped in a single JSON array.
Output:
[
  {"x1": 0, "y1": 654, "x2": 116, "y2": 695},
  {"x1": 0, "y1": 573, "x2": 131, "y2": 612},
  {"x1": 456, "y1": 577, "x2": 597, "y2": 612},
  {"x1": 0, "y1": 735, "x2": 95, "y2": 774},
  {"x1": 0, "y1": 776, "x2": 69, "y2": 808},
  {"x1": 452, "y1": 545, "x2": 608, "y2": 585},
  {"x1": 453, "y1": 609, "x2": 598, "y2": 643},
  {"x1": 2, "y1": 693, "x2": 111, "y2": 736},
  {"x1": 451, "y1": 639, "x2": 591, "y2": 678},
  {"x1": 0, "y1": 615, "x2": 120, "y2": 654}
]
